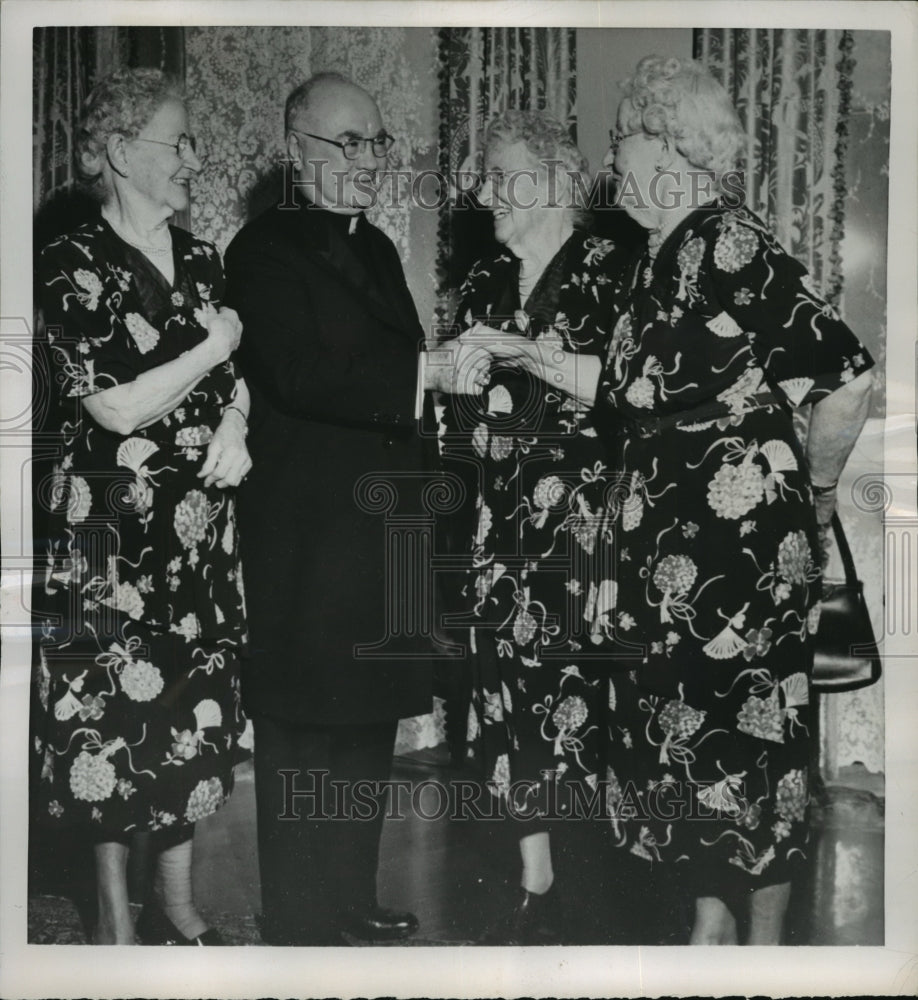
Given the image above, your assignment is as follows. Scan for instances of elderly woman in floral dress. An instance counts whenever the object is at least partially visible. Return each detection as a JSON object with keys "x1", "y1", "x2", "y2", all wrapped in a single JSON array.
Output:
[
  {"x1": 467, "y1": 56, "x2": 875, "y2": 944},
  {"x1": 34, "y1": 68, "x2": 251, "y2": 945},
  {"x1": 441, "y1": 110, "x2": 630, "y2": 944}
]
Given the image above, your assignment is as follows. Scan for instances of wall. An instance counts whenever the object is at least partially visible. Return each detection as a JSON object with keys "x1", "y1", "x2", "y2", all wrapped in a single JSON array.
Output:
[{"x1": 575, "y1": 28, "x2": 693, "y2": 180}]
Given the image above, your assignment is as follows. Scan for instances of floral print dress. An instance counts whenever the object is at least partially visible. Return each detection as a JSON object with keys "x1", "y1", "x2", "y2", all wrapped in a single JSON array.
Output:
[
  {"x1": 594, "y1": 202, "x2": 873, "y2": 895},
  {"x1": 441, "y1": 231, "x2": 628, "y2": 816},
  {"x1": 33, "y1": 220, "x2": 251, "y2": 835}
]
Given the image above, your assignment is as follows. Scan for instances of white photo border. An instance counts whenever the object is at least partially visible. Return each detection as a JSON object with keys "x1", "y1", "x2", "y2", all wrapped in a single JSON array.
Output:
[{"x1": 2, "y1": 2, "x2": 916, "y2": 997}]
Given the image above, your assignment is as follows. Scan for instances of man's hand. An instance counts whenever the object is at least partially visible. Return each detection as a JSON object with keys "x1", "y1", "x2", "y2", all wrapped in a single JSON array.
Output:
[{"x1": 424, "y1": 339, "x2": 491, "y2": 395}]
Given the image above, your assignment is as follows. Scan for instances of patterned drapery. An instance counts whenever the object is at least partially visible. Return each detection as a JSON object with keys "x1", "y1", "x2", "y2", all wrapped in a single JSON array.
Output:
[
  {"x1": 694, "y1": 29, "x2": 855, "y2": 306},
  {"x1": 435, "y1": 28, "x2": 577, "y2": 322}
]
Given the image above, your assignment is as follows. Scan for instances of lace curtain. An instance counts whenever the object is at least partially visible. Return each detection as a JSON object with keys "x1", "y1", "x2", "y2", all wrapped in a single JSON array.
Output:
[
  {"x1": 694, "y1": 29, "x2": 853, "y2": 305},
  {"x1": 434, "y1": 27, "x2": 577, "y2": 323},
  {"x1": 184, "y1": 26, "x2": 431, "y2": 259},
  {"x1": 695, "y1": 30, "x2": 887, "y2": 777}
]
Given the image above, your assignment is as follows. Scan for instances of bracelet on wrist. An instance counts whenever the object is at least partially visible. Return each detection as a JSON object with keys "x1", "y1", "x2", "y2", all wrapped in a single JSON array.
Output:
[
  {"x1": 223, "y1": 404, "x2": 248, "y2": 434},
  {"x1": 810, "y1": 481, "x2": 838, "y2": 497}
]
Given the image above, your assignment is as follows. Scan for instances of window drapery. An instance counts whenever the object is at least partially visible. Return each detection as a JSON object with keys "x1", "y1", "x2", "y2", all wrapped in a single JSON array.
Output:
[{"x1": 694, "y1": 29, "x2": 855, "y2": 307}]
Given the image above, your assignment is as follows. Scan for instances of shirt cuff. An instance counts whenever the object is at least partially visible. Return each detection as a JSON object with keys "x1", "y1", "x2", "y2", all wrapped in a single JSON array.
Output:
[{"x1": 415, "y1": 347, "x2": 427, "y2": 421}]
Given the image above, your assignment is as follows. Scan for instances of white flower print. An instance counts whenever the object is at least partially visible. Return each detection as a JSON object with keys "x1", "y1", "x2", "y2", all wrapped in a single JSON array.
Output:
[
  {"x1": 489, "y1": 753, "x2": 511, "y2": 797},
  {"x1": 552, "y1": 695, "x2": 588, "y2": 734},
  {"x1": 73, "y1": 269, "x2": 103, "y2": 310},
  {"x1": 175, "y1": 425, "x2": 214, "y2": 447},
  {"x1": 483, "y1": 688, "x2": 504, "y2": 723},
  {"x1": 775, "y1": 769, "x2": 808, "y2": 823},
  {"x1": 102, "y1": 580, "x2": 145, "y2": 620},
  {"x1": 652, "y1": 554, "x2": 697, "y2": 598},
  {"x1": 124, "y1": 312, "x2": 160, "y2": 354},
  {"x1": 776, "y1": 531, "x2": 814, "y2": 586},
  {"x1": 174, "y1": 489, "x2": 210, "y2": 549},
  {"x1": 474, "y1": 501, "x2": 493, "y2": 549},
  {"x1": 713, "y1": 218, "x2": 758, "y2": 273},
  {"x1": 489, "y1": 435, "x2": 513, "y2": 460},
  {"x1": 120, "y1": 659, "x2": 165, "y2": 701},
  {"x1": 184, "y1": 777, "x2": 224, "y2": 822},
  {"x1": 69, "y1": 750, "x2": 117, "y2": 802},
  {"x1": 170, "y1": 612, "x2": 201, "y2": 643},
  {"x1": 170, "y1": 729, "x2": 199, "y2": 761},
  {"x1": 625, "y1": 375, "x2": 655, "y2": 409},
  {"x1": 222, "y1": 517, "x2": 234, "y2": 555},
  {"x1": 707, "y1": 460, "x2": 765, "y2": 519},
  {"x1": 529, "y1": 474, "x2": 567, "y2": 530},
  {"x1": 736, "y1": 690, "x2": 784, "y2": 743}
]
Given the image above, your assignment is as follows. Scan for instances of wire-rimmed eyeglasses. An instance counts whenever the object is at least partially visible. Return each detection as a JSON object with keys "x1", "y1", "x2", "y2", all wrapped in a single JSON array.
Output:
[
  {"x1": 134, "y1": 134, "x2": 199, "y2": 158},
  {"x1": 289, "y1": 128, "x2": 395, "y2": 160}
]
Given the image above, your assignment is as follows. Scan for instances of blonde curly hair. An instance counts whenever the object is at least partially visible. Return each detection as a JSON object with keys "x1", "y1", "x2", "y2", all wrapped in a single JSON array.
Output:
[
  {"x1": 75, "y1": 68, "x2": 185, "y2": 202},
  {"x1": 619, "y1": 55, "x2": 745, "y2": 188}
]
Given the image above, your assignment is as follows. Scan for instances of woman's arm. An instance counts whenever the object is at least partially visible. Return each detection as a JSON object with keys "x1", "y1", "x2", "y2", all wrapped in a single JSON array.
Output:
[
  {"x1": 805, "y1": 369, "x2": 873, "y2": 523},
  {"x1": 457, "y1": 324, "x2": 603, "y2": 407},
  {"x1": 82, "y1": 307, "x2": 242, "y2": 435}
]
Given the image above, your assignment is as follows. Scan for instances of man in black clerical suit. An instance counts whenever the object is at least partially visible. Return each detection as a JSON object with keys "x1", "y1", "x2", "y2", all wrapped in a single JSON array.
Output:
[{"x1": 225, "y1": 73, "x2": 484, "y2": 946}]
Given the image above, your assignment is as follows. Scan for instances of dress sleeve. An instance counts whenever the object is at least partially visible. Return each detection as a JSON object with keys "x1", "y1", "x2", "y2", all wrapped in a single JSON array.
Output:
[
  {"x1": 39, "y1": 235, "x2": 141, "y2": 400},
  {"x1": 702, "y1": 209, "x2": 874, "y2": 407}
]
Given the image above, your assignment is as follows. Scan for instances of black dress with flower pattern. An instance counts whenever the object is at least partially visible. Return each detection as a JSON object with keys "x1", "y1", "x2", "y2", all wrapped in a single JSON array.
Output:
[
  {"x1": 441, "y1": 231, "x2": 629, "y2": 815},
  {"x1": 32, "y1": 219, "x2": 251, "y2": 835},
  {"x1": 593, "y1": 202, "x2": 873, "y2": 897}
]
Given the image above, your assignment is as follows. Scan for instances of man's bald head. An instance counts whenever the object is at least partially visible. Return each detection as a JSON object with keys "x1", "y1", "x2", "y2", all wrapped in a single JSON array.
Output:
[
  {"x1": 284, "y1": 72, "x2": 387, "y2": 214},
  {"x1": 284, "y1": 72, "x2": 376, "y2": 134}
]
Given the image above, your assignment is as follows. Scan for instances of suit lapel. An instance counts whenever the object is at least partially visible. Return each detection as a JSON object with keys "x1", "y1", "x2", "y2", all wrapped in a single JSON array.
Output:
[{"x1": 279, "y1": 197, "x2": 416, "y2": 337}]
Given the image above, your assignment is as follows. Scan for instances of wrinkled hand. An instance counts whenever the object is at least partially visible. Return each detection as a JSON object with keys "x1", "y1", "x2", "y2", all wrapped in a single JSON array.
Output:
[
  {"x1": 426, "y1": 339, "x2": 492, "y2": 395},
  {"x1": 198, "y1": 409, "x2": 252, "y2": 488},
  {"x1": 458, "y1": 323, "x2": 531, "y2": 361},
  {"x1": 458, "y1": 323, "x2": 565, "y2": 379},
  {"x1": 203, "y1": 306, "x2": 243, "y2": 363}
]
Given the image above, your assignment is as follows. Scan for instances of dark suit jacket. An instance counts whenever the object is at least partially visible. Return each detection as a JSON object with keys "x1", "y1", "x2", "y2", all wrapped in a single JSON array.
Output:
[{"x1": 225, "y1": 195, "x2": 433, "y2": 725}]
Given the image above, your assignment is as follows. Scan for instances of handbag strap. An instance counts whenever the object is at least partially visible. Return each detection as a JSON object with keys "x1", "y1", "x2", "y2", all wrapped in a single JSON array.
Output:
[{"x1": 830, "y1": 510, "x2": 858, "y2": 586}]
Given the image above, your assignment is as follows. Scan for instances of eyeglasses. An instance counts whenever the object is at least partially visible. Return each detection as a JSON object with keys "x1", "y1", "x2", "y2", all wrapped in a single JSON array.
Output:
[
  {"x1": 289, "y1": 128, "x2": 395, "y2": 160},
  {"x1": 608, "y1": 128, "x2": 642, "y2": 151},
  {"x1": 134, "y1": 134, "x2": 198, "y2": 158}
]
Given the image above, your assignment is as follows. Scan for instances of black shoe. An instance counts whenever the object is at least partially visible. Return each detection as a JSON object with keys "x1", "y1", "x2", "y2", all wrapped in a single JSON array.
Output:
[
  {"x1": 135, "y1": 902, "x2": 224, "y2": 946},
  {"x1": 480, "y1": 884, "x2": 565, "y2": 945},
  {"x1": 343, "y1": 906, "x2": 419, "y2": 942}
]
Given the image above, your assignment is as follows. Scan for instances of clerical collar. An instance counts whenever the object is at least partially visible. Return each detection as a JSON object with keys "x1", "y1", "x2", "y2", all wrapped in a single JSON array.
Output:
[{"x1": 302, "y1": 198, "x2": 363, "y2": 237}]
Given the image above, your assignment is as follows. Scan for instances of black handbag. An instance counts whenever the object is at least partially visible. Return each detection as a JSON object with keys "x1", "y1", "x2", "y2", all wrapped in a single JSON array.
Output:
[{"x1": 812, "y1": 511, "x2": 883, "y2": 693}]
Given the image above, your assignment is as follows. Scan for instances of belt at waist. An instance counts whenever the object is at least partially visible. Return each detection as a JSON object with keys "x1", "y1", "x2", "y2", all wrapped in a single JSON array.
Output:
[{"x1": 619, "y1": 391, "x2": 780, "y2": 439}]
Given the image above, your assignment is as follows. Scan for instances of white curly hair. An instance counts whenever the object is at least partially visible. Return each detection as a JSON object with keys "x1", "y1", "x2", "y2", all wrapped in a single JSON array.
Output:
[{"x1": 619, "y1": 55, "x2": 745, "y2": 189}]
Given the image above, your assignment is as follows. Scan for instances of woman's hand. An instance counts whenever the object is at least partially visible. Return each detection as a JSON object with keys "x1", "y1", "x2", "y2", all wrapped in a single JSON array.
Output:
[
  {"x1": 203, "y1": 306, "x2": 243, "y2": 364},
  {"x1": 458, "y1": 323, "x2": 535, "y2": 363},
  {"x1": 198, "y1": 407, "x2": 252, "y2": 488}
]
